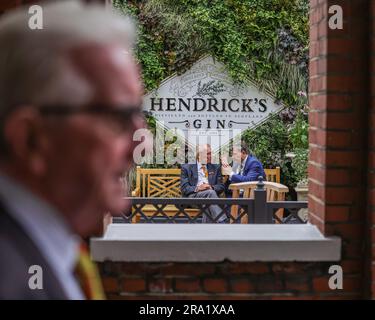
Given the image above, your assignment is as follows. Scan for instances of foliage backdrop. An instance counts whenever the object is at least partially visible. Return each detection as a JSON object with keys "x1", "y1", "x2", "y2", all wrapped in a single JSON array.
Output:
[{"x1": 113, "y1": 0, "x2": 309, "y2": 191}]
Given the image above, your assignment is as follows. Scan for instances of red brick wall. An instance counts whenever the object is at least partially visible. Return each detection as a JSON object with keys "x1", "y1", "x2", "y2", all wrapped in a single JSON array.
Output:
[
  {"x1": 308, "y1": 0, "x2": 369, "y2": 298},
  {"x1": 99, "y1": 261, "x2": 362, "y2": 300},
  {"x1": 309, "y1": 0, "x2": 369, "y2": 236}
]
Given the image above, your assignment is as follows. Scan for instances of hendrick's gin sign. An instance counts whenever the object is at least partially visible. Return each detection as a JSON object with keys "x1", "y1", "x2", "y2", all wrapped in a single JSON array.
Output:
[{"x1": 143, "y1": 56, "x2": 283, "y2": 149}]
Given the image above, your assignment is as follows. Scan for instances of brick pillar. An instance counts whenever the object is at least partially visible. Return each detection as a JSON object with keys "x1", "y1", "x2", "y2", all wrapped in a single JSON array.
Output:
[{"x1": 309, "y1": 0, "x2": 370, "y2": 297}]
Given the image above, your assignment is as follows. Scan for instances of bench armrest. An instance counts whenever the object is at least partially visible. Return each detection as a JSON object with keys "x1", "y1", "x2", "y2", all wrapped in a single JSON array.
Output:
[
  {"x1": 229, "y1": 181, "x2": 257, "y2": 191},
  {"x1": 229, "y1": 181, "x2": 289, "y2": 193},
  {"x1": 131, "y1": 187, "x2": 140, "y2": 197}
]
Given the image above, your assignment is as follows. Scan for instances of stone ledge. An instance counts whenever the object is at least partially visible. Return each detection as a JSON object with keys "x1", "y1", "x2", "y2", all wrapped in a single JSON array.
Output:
[{"x1": 90, "y1": 224, "x2": 341, "y2": 262}]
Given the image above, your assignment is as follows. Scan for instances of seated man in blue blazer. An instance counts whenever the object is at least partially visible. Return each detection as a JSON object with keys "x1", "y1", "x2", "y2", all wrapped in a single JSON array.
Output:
[
  {"x1": 180, "y1": 144, "x2": 227, "y2": 223},
  {"x1": 222, "y1": 143, "x2": 266, "y2": 196}
]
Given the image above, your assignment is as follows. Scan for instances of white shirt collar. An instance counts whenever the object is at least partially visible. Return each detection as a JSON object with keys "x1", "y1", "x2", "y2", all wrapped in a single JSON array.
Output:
[
  {"x1": 242, "y1": 156, "x2": 248, "y2": 167},
  {"x1": 197, "y1": 161, "x2": 208, "y2": 168},
  {"x1": 0, "y1": 173, "x2": 82, "y2": 297}
]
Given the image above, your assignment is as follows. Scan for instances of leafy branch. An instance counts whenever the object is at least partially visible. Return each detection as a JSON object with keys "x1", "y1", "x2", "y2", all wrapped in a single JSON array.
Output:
[{"x1": 194, "y1": 80, "x2": 225, "y2": 98}]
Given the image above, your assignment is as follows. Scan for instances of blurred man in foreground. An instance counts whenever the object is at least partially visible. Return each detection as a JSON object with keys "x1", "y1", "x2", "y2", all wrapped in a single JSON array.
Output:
[
  {"x1": 0, "y1": 1, "x2": 143, "y2": 299},
  {"x1": 180, "y1": 144, "x2": 227, "y2": 223}
]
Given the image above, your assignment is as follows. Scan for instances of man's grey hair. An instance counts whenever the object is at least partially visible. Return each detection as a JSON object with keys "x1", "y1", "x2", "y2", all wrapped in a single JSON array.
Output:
[
  {"x1": 196, "y1": 144, "x2": 211, "y2": 162},
  {"x1": 0, "y1": 0, "x2": 136, "y2": 118}
]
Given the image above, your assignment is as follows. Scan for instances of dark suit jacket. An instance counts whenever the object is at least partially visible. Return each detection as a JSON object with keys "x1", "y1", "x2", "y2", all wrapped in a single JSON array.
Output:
[
  {"x1": 230, "y1": 155, "x2": 266, "y2": 183},
  {"x1": 0, "y1": 203, "x2": 68, "y2": 299},
  {"x1": 180, "y1": 163, "x2": 225, "y2": 197}
]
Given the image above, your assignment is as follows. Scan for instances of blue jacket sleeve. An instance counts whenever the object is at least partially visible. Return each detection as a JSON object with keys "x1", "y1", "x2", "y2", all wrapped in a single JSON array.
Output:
[
  {"x1": 230, "y1": 161, "x2": 264, "y2": 183},
  {"x1": 180, "y1": 166, "x2": 196, "y2": 196}
]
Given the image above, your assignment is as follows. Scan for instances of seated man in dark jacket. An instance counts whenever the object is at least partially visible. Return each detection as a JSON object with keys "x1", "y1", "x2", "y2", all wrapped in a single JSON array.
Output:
[
  {"x1": 180, "y1": 144, "x2": 227, "y2": 223},
  {"x1": 222, "y1": 143, "x2": 266, "y2": 196}
]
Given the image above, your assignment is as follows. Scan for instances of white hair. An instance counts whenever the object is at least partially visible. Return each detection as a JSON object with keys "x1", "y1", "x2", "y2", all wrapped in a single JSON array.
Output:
[{"x1": 0, "y1": 0, "x2": 136, "y2": 116}]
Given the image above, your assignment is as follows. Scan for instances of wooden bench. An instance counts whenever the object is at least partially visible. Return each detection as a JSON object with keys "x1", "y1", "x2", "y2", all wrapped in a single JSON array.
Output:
[
  {"x1": 131, "y1": 167, "x2": 200, "y2": 222},
  {"x1": 229, "y1": 180, "x2": 289, "y2": 224},
  {"x1": 131, "y1": 166, "x2": 282, "y2": 222}
]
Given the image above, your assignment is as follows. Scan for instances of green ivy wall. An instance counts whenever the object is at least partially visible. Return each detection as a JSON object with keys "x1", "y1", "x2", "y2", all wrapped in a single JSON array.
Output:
[{"x1": 114, "y1": 0, "x2": 309, "y2": 191}]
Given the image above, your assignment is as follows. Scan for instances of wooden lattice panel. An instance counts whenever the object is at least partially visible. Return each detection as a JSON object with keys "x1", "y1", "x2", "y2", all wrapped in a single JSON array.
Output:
[{"x1": 148, "y1": 176, "x2": 181, "y2": 198}]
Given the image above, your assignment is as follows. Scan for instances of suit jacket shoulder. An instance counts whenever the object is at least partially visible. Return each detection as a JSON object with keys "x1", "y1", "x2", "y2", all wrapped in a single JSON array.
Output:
[
  {"x1": 0, "y1": 205, "x2": 67, "y2": 299},
  {"x1": 246, "y1": 156, "x2": 263, "y2": 168}
]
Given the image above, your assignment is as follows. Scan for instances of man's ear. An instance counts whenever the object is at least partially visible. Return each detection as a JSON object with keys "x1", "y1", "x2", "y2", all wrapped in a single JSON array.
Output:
[{"x1": 3, "y1": 107, "x2": 47, "y2": 175}]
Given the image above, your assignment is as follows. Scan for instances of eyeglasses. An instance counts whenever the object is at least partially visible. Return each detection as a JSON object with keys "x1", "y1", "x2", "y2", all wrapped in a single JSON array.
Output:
[{"x1": 38, "y1": 104, "x2": 145, "y2": 133}]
